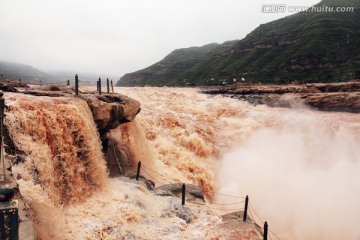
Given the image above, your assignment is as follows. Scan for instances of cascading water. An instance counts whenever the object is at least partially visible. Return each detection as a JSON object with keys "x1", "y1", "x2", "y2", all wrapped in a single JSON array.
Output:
[{"x1": 4, "y1": 93, "x2": 108, "y2": 239}]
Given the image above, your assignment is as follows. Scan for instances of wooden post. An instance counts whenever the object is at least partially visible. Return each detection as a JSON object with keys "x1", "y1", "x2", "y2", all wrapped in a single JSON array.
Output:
[
  {"x1": 107, "y1": 78, "x2": 110, "y2": 93},
  {"x1": 243, "y1": 195, "x2": 249, "y2": 222},
  {"x1": 110, "y1": 80, "x2": 114, "y2": 93},
  {"x1": 136, "y1": 161, "x2": 141, "y2": 181},
  {"x1": 98, "y1": 77, "x2": 102, "y2": 94},
  {"x1": 263, "y1": 222, "x2": 268, "y2": 240},
  {"x1": 75, "y1": 74, "x2": 79, "y2": 96},
  {"x1": 96, "y1": 80, "x2": 99, "y2": 91},
  {"x1": 182, "y1": 183, "x2": 186, "y2": 205},
  {"x1": 0, "y1": 91, "x2": 5, "y2": 183}
]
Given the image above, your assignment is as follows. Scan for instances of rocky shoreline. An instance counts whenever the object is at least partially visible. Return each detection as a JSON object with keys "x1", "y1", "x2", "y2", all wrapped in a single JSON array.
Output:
[{"x1": 200, "y1": 81, "x2": 360, "y2": 113}]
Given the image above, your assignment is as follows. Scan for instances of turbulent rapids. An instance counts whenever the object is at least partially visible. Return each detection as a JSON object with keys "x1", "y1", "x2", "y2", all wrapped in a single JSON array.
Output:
[{"x1": 3, "y1": 87, "x2": 360, "y2": 240}]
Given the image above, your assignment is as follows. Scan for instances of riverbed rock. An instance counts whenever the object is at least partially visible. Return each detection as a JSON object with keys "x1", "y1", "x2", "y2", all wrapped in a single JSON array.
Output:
[
  {"x1": 154, "y1": 183, "x2": 205, "y2": 203},
  {"x1": 202, "y1": 211, "x2": 262, "y2": 240},
  {"x1": 0, "y1": 80, "x2": 28, "y2": 92}
]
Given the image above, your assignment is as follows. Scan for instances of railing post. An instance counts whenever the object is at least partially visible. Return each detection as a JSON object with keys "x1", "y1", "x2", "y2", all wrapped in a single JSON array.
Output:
[
  {"x1": 98, "y1": 77, "x2": 102, "y2": 94},
  {"x1": 111, "y1": 80, "x2": 114, "y2": 93},
  {"x1": 75, "y1": 74, "x2": 79, "y2": 96},
  {"x1": 136, "y1": 161, "x2": 141, "y2": 181},
  {"x1": 107, "y1": 78, "x2": 110, "y2": 93},
  {"x1": 264, "y1": 221, "x2": 268, "y2": 240},
  {"x1": 182, "y1": 183, "x2": 186, "y2": 205},
  {"x1": 243, "y1": 195, "x2": 249, "y2": 222},
  {"x1": 0, "y1": 91, "x2": 5, "y2": 183}
]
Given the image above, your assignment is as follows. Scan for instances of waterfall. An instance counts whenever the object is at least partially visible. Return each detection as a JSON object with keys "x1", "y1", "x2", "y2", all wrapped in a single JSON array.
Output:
[{"x1": 4, "y1": 93, "x2": 108, "y2": 239}]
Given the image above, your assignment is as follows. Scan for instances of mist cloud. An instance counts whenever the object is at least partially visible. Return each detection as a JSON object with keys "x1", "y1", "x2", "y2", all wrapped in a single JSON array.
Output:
[{"x1": 217, "y1": 110, "x2": 360, "y2": 240}]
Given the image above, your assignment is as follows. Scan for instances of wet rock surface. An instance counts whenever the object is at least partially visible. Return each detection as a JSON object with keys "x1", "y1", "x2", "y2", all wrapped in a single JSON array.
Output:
[
  {"x1": 154, "y1": 183, "x2": 205, "y2": 203},
  {"x1": 0, "y1": 80, "x2": 28, "y2": 92},
  {"x1": 206, "y1": 211, "x2": 262, "y2": 240}
]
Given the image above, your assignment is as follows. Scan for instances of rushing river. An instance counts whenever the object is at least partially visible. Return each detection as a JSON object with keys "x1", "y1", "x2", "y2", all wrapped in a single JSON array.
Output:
[
  {"x1": 4, "y1": 87, "x2": 360, "y2": 240},
  {"x1": 120, "y1": 87, "x2": 360, "y2": 240}
]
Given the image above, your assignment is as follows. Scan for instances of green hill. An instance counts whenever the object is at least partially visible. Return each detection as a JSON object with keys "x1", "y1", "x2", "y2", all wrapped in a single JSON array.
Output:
[
  {"x1": 118, "y1": 0, "x2": 360, "y2": 86},
  {"x1": 117, "y1": 42, "x2": 235, "y2": 86}
]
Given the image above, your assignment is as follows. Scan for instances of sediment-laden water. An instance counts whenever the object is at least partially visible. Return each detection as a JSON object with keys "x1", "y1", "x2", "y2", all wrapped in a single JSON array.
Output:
[
  {"x1": 120, "y1": 87, "x2": 360, "y2": 240},
  {"x1": 3, "y1": 87, "x2": 360, "y2": 240}
]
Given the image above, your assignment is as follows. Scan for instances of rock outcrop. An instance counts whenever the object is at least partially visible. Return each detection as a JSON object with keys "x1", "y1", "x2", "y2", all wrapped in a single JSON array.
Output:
[
  {"x1": 79, "y1": 94, "x2": 140, "y2": 134},
  {"x1": 210, "y1": 211, "x2": 262, "y2": 240},
  {"x1": 201, "y1": 81, "x2": 360, "y2": 113},
  {"x1": 0, "y1": 79, "x2": 28, "y2": 92},
  {"x1": 154, "y1": 183, "x2": 205, "y2": 203}
]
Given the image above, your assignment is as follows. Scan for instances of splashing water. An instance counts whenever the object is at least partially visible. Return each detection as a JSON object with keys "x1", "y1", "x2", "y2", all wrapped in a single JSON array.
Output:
[{"x1": 216, "y1": 108, "x2": 360, "y2": 240}]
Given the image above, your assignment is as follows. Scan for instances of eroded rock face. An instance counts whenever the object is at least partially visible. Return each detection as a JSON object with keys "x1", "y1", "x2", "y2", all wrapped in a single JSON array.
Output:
[
  {"x1": 77, "y1": 94, "x2": 140, "y2": 177},
  {"x1": 79, "y1": 94, "x2": 141, "y2": 133},
  {"x1": 105, "y1": 139, "x2": 134, "y2": 177}
]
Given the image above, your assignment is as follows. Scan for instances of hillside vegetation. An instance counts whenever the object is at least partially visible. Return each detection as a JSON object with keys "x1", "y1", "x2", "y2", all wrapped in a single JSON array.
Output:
[{"x1": 118, "y1": 0, "x2": 360, "y2": 86}]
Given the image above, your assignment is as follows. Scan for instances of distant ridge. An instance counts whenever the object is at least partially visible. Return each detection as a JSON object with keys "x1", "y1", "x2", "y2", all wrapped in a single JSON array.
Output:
[
  {"x1": 0, "y1": 61, "x2": 53, "y2": 82},
  {"x1": 0, "y1": 61, "x2": 120, "y2": 84},
  {"x1": 118, "y1": 0, "x2": 360, "y2": 86}
]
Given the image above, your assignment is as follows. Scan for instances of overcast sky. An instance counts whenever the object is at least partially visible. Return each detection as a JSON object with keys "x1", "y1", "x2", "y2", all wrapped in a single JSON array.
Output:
[{"x1": 0, "y1": 0, "x2": 321, "y2": 78}]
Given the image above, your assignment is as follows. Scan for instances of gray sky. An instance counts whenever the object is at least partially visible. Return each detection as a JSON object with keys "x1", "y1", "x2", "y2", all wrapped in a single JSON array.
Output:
[{"x1": 0, "y1": 0, "x2": 321, "y2": 77}]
